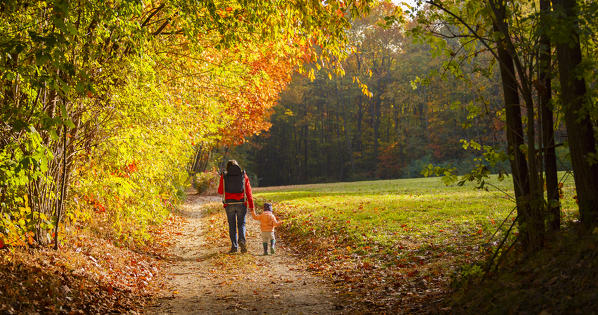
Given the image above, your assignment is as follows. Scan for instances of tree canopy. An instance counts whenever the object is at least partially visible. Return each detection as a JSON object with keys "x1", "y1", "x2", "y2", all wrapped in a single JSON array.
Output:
[{"x1": 0, "y1": 0, "x2": 374, "y2": 247}]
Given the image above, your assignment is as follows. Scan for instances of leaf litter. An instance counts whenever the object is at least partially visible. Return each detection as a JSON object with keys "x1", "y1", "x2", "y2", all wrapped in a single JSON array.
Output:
[
  {"x1": 0, "y1": 213, "x2": 185, "y2": 314},
  {"x1": 146, "y1": 194, "x2": 340, "y2": 314}
]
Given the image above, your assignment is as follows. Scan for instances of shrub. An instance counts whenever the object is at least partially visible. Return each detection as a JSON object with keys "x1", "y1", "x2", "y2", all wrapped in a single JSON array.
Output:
[
  {"x1": 193, "y1": 170, "x2": 219, "y2": 195},
  {"x1": 403, "y1": 154, "x2": 433, "y2": 178}
]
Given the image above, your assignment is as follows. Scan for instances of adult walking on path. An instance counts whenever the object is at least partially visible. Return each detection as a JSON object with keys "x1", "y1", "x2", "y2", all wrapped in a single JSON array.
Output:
[{"x1": 218, "y1": 160, "x2": 254, "y2": 253}]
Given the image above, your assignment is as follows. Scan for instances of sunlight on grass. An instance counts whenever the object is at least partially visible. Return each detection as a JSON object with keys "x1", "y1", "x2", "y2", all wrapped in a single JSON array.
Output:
[
  {"x1": 249, "y1": 174, "x2": 578, "y2": 309},
  {"x1": 254, "y1": 173, "x2": 577, "y2": 254}
]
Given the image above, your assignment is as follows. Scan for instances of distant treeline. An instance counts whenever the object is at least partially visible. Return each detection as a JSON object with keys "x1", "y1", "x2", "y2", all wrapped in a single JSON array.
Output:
[{"x1": 237, "y1": 7, "x2": 570, "y2": 187}]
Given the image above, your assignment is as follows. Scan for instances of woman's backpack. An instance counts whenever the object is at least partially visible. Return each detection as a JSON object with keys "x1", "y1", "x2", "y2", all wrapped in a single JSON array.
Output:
[{"x1": 224, "y1": 164, "x2": 245, "y2": 194}]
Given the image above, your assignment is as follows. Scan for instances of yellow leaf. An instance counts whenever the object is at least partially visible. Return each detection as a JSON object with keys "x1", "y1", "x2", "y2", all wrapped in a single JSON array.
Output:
[{"x1": 308, "y1": 68, "x2": 315, "y2": 81}]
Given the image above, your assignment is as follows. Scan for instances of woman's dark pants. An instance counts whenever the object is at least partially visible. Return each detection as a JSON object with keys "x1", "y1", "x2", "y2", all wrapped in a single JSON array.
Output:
[{"x1": 225, "y1": 203, "x2": 247, "y2": 251}]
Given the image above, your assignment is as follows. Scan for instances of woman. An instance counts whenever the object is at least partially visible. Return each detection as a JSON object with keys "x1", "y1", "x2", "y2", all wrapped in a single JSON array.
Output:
[{"x1": 218, "y1": 160, "x2": 254, "y2": 253}]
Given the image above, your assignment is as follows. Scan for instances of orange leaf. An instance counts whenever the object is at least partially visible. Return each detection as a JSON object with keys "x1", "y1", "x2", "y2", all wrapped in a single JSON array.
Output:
[
  {"x1": 0, "y1": 238, "x2": 4, "y2": 249},
  {"x1": 407, "y1": 270, "x2": 419, "y2": 277},
  {"x1": 28, "y1": 235, "x2": 34, "y2": 245}
]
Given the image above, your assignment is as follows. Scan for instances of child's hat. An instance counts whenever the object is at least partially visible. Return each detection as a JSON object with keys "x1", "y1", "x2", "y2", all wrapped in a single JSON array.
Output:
[{"x1": 263, "y1": 203, "x2": 272, "y2": 212}]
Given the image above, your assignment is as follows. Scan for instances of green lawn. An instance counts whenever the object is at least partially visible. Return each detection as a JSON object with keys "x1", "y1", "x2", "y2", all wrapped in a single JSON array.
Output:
[
  {"x1": 251, "y1": 174, "x2": 578, "y2": 310},
  {"x1": 254, "y1": 173, "x2": 577, "y2": 257}
]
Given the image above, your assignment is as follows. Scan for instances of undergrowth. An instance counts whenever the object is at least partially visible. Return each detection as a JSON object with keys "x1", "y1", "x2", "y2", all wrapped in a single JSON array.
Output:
[{"x1": 451, "y1": 226, "x2": 598, "y2": 314}]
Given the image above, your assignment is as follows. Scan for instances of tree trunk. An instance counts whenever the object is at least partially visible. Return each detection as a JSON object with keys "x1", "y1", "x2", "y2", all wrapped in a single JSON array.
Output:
[
  {"x1": 372, "y1": 92, "x2": 381, "y2": 166},
  {"x1": 54, "y1": 122, "x2": 69, "y2": 250},
  {"x1": 555, "y1": 0, "x2": 598, "y2": 228},
  {"x1": 338, "y1": 83, "x2": 354, "y2": 179},
  {"x1": 491, "y1": 0, "x2": 545, "y2": 250},
  {"x1": 303, "y1": 124, "x2": 308, "y2": 182},
  {"x1": 356, "y1": 94, "x2": 363, "y2": 153},
  {"x1": 491, "y1": 3, "x2": 533, "y2": 250},
  {"x1": 539, "y1": 0, "x2": 560, "y2": 232}
]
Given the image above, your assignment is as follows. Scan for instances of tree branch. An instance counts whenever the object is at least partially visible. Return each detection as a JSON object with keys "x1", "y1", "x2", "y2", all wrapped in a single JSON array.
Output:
[{"x1": 141, "y1": 3, "x2": 166, "y2": 28}]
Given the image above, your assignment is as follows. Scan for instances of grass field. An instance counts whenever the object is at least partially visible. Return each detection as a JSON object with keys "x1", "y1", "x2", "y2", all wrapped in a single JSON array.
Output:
[
  {"x1": 252, "y1": 173, "x2": 578, "y2": 311},
  {"x1": 254, "y1": 174, "x2": 577, "y2": 251}
]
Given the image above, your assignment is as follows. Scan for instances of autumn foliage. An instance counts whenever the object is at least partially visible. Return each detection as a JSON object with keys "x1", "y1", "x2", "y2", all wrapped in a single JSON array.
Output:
[
  {"x1": 219, "y1": 49, "x2": 295, "y2": 145},
  {"x1": 0, "y1": 0, "x2": 374, "y2": 312},
  {"x1": 0, "y1": 0, "x2": 374, "y2": 248}
]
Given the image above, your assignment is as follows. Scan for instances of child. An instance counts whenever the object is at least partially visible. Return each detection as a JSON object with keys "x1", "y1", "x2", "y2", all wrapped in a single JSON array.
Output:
[{"x1": 250, "y1": 203, "x2": 282, "y2": 255}]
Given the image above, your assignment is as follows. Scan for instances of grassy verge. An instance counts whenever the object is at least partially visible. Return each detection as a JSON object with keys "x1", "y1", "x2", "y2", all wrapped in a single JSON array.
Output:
[{"x1": 253, "y1": 174, "x2": 577, "y2": 312}]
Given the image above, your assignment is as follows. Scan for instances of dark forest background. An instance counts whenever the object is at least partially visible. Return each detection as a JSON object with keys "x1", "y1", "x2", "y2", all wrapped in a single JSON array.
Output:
[{"x1": 233, "y1": 6, "x2": 570, "y2": 187}]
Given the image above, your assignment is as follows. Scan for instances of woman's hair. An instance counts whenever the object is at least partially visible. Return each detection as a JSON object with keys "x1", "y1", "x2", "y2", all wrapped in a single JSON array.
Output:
[{"x1": 226, "y1": 160, "x2": 240, "y2": 172}]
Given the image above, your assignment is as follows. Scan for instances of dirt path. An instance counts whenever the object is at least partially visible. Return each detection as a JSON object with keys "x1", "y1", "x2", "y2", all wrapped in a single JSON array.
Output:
[{"x1": 146, "y1": 194, "x2": 340, "y2": 314}]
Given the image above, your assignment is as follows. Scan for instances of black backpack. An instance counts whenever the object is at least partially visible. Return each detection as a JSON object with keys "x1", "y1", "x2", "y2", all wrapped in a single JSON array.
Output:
[{"x1": 224, "y1": 164, "x2": 245, "y2": 194}]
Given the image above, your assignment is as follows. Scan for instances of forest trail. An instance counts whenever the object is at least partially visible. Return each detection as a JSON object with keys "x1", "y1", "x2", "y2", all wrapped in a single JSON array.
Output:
[{"x1": 146, "y1": 194, "x2": 339, "y2": 314}]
